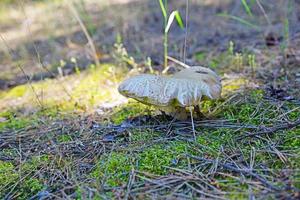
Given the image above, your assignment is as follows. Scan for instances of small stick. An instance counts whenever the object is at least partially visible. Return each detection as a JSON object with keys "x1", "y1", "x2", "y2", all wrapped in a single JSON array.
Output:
[
  {"x1": 255, "y1": 0, "x2": 271, "y2": 26},
  {"x1": 183, "y1": 0, "x2": 189, "y2": 64},
  {"x1": 239, "y1": 118, "x2": 300, "y2": 139},
  {"x1": 167, "y1": 56, "x2": 190, "y2": 68},
  {"x1": 189, "y1": 106, "x2": 196, "y2": 141}
]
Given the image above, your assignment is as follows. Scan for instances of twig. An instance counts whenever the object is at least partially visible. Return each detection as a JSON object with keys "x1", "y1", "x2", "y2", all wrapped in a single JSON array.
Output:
[
  {"x1": 255, "y1": 0, "x2": 271, "y2": 26},
  {"x1": 124, "y1": 168, "x2": 135, "y2": 200},
  {"x1": 187, "y1": 155, "x2": 281, "y2": 191},
  {"x1": 0, "y1": 34, "x2": 43, "y2": 108},
  {"x1": 185, "y1": 182, "x2": 226, "y2": 200},
  {"x1": 239, "y1": 118, "x2": 300, "y2": 139}
]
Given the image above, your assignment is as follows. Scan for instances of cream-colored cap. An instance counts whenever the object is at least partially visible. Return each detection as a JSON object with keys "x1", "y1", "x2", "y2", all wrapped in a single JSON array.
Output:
[{"x1": 118, "y1": 66, "x2": 222, "y2": 108}]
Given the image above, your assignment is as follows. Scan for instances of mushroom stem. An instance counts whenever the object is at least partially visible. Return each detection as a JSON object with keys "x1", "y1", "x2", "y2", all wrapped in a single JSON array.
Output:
[{"x1": 188, "y1": 106, "x2": 196, "y2": 141}]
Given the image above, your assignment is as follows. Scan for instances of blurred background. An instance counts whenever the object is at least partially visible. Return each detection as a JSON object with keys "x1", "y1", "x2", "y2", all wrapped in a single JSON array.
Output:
[{"x1": 1, "y1": 0, "x2": 299, "y2": 84}]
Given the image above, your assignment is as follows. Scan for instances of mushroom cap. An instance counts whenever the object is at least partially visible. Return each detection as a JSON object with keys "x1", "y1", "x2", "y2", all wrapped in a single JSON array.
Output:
[{"x1": 118, "y1": 66, "x2": 222, "y2": 107}]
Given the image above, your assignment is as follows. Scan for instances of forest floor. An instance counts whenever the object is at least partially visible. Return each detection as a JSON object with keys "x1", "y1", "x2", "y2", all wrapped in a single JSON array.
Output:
[{"x1": 0, "y1": 0, "x2": 300, "y2": 199}]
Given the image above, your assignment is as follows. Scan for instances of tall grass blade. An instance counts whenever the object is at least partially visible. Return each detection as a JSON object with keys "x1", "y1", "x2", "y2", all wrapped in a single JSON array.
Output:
[
  {"x1": 175, "y1": 11, "x2": 184, "y2": 29},
  {"x1": 158, "y1": 0, "x2": 167, "y2": 19},
  {"x1": 241, "y1": 0, "x2": 253, "y2": 16},
  {"x1": 165, "y1": 10, "x2": 184, "y2": 33},
  {"x1": 218, "y1": 13, "x2": 260, "y2": 30}
]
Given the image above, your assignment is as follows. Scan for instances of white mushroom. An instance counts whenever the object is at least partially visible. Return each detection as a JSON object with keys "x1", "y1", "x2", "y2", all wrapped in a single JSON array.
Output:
[{"x1": 118, "y1": 66, "x2": 222, "y2": 119}]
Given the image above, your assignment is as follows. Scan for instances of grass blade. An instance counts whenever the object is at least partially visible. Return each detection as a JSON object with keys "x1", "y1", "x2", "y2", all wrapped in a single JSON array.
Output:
[
  {"x1": 165, "y1": 10, "x2": 184, "y2": 33},
  {"x1": 175, "y1": 10, "x2": 184, "y2": 29},
  {"x1": 217, "y1": 13, "x2": 260, "y2": 30},
  {"x1": 158, "y1": 0, "x2": 167, "y2": 19},
  {"x1": 241, "y1": 0, "x2": 253, "y2": 16}
]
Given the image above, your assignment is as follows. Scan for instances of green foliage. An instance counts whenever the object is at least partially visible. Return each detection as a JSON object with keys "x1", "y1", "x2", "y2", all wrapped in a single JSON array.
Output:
[{"x1": 207, "y1": 41, "x2": 258, "y2": 73}]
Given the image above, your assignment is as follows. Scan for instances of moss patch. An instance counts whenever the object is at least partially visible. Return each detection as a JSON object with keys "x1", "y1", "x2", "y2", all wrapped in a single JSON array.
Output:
[
  {"x1": 0, "y1": 110, "x2": 35, "y2": 131},
  {"x1": 91, "y1": 152, "x2": 133, "y2": 187},
  {"x1": 111, "y1": 101, "x2": 153, "y2": 124},
  {"x1": 0, "y1": 64, "x2": 126, "y2": 113},
  {"x1": 91, "y1": 141, "x2": 190, "y2": 187},
  {"x1": 0, "y1": 156, "x2": 47, "y2": 199}
]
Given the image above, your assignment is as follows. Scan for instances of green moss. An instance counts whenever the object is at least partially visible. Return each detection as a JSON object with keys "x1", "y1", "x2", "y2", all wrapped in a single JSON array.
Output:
[
  {"x1": 0, "y1": 64, "x2": 126, "y2": 114},
  {"x1": 3, "y1": 85, "x2": 28, "y2": 98},
  {"x1": 284, "y1": 103, "x2": 300, "y2": 121},
  {"x1": 139, "y1": 142, "x2": 188, "y2": 174},
  {"x1": 282, "y1": 129, "x2": 300, "y2": 149},
  {"x1": 18, "y1": 178, "x2": 44, "y2": 199},
  {"x1": 57, "y1": 134, "x2": 73, "y2": 143},
  {"x1": 220, "y1": 90, "x2": 277, "y2": 124},
  {"x1": 0, "y1": 161, "x2": 18, "y2": 193},
  {"x1": 91, "y1": 152, "x2": 133, "y2": 186},
  {"x1": 218, "y1": 176, "x2": 250, "y2": 199},
  {"x1": 71, "y1": 65, "x2": 121, "y2": 106},
  {"x1": 0, "y1": 108, "x2": 52, "y2": 131},
  {"x1": 0, "y1": 105, "x2": 74, "y2": 132},
  {"x1": 194, "y1": 51, "x2": 207, "y2": 62},
  {"x1": 196, "y1": 129, "x2": 234, "y2": 157},
  {"x1": 0, "y1": 156, "x2": 47, "y2": 199},
  {"x1": 250, "y1": 89, "x2": 264, "y2": 99},
  {"x1": 222, "y1": 78, "x2": 248, "y2": 93},
  {"x1": 0, "y1": 111, "x2": 34, "y2": 131},
  {"x1": 91, "y1": 141, "x2": 189, "y2": 187},
  {"x1": 111, "y1": 102, "x2": 153, "y2": 124},
  {"x1": 220, "y1": 90, "x2": 299, "y2": 126}
]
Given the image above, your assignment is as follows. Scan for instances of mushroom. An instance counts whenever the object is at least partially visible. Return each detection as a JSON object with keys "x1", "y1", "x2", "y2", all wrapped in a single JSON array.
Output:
[{"x1": 118, "y1": 66, "x2": 222, "y2": 120}]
